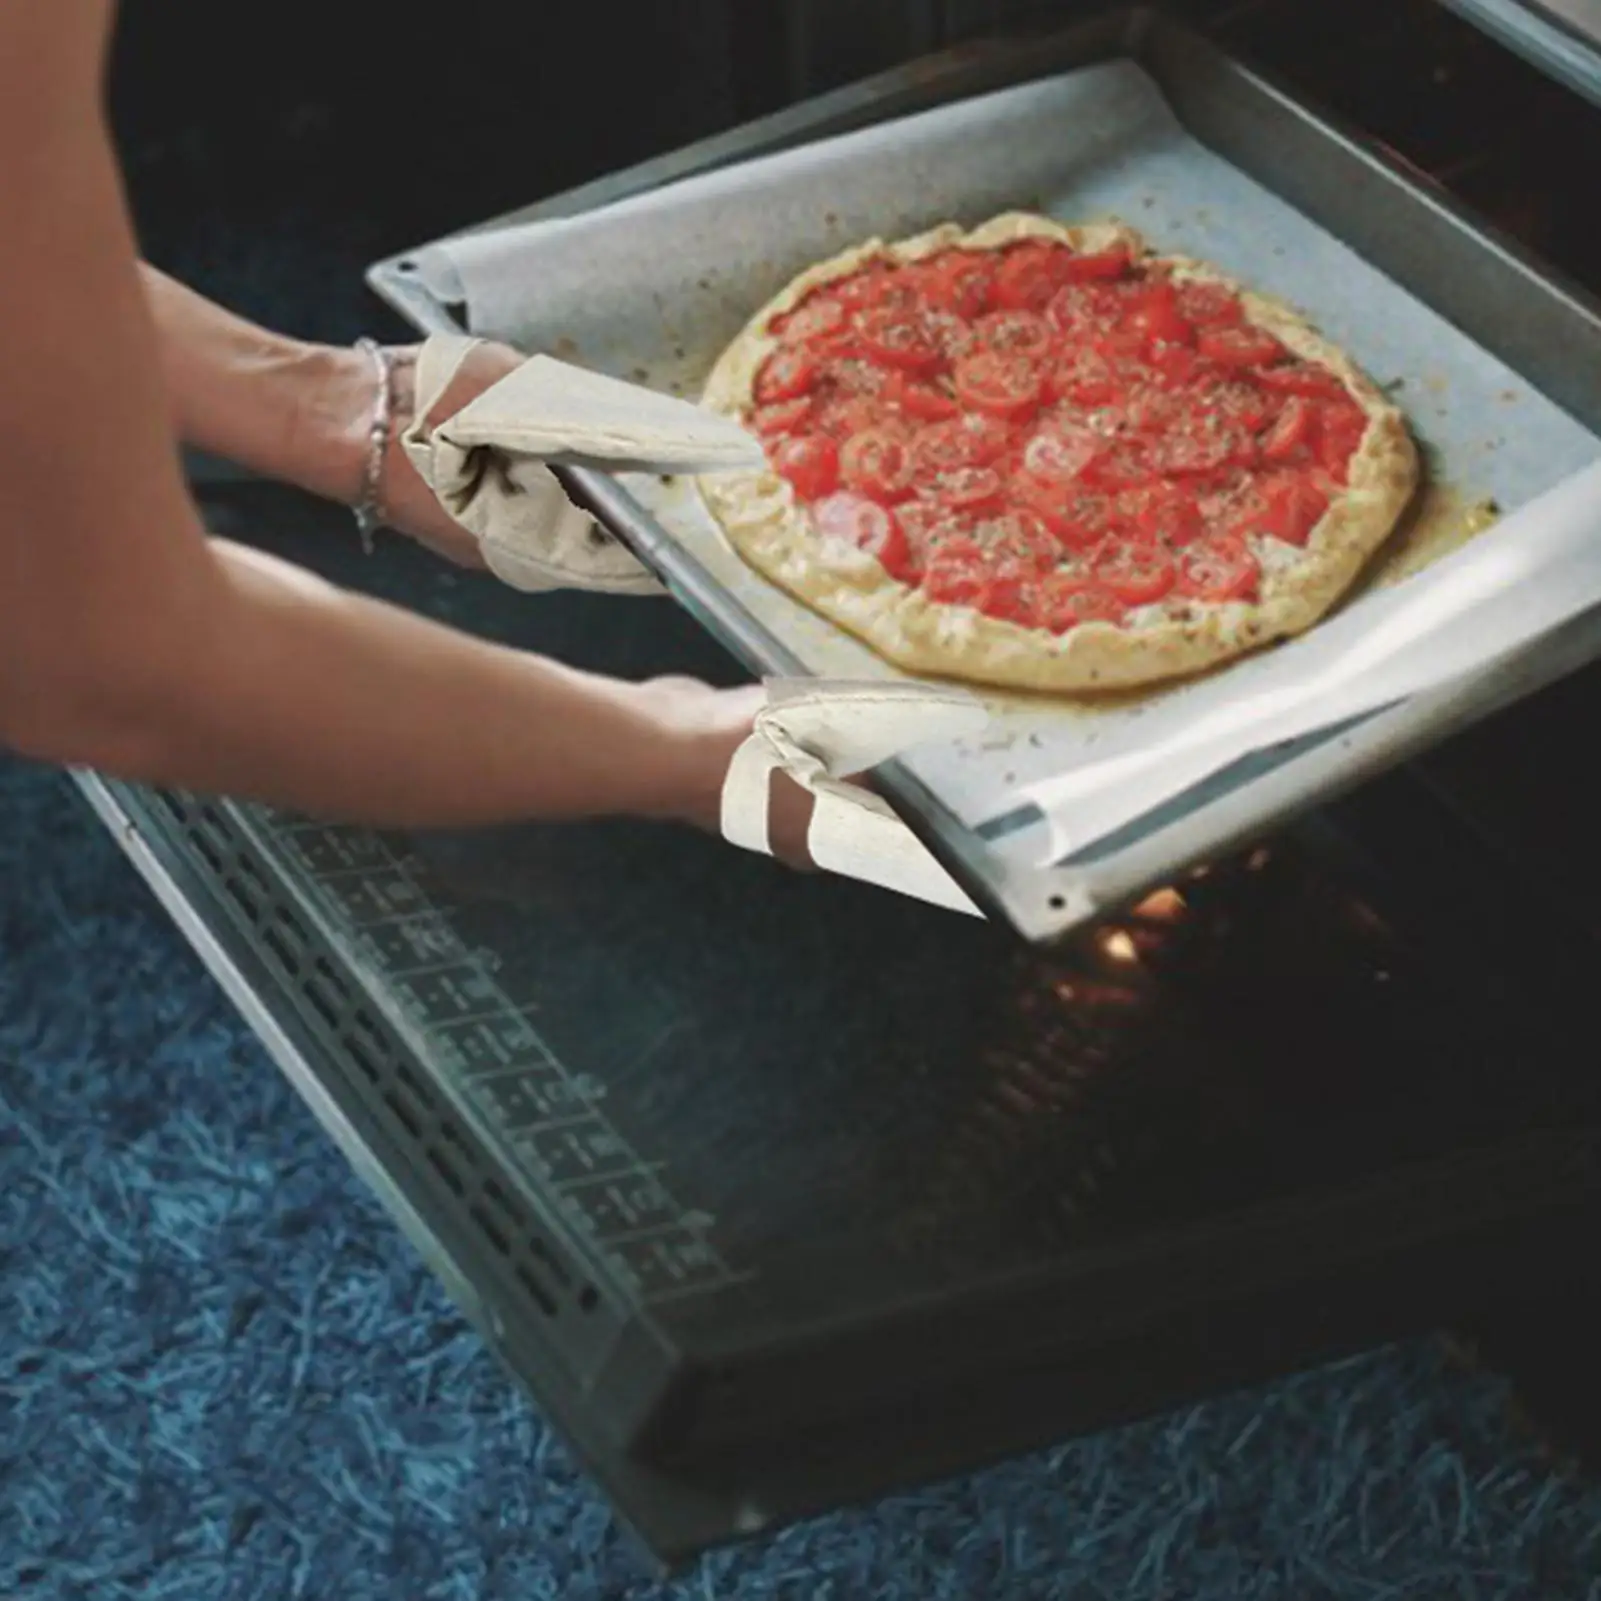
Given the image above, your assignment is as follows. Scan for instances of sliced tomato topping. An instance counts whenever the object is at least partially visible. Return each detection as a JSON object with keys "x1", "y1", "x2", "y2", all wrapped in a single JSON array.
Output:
[
  {"x1": 1316, "y1": 401, "x2": 1368, "y2": 481},
  {"x1": 769, "y1": 433, "x2": 839, "y2": 500},
  {"x1": 831, "y1": 265, "x2": 903, "y2": 311},
  {"x1": 1174, "y1": 279, "x2": 1243, "y2": 326},
  {"x1": 1236, "y1": 472, "x2": 1331, "y2": 548},
  {"x1": 814, "y1": 492, "x2": 913, "y2": 580},
  {"x1": 884, "y1": 371, "x2": 959, "y2": 421},
  {"x1": 1060, "y1": 244, "x2": 1133, "y2": 282},
  {"x1": 952, "y1": 350, "x2": 1047, "y2": 419},
  {"x1": 993, "y1": 241, "x2": 1078, "y2": 312},
  {"x1": 921, "y1": 537, "x2": 991, "y2": 606},
  {"x1": 1203, "y1": 378, "x2": 1274, "y2": 433},
  {"x1": 974, "y1": 309, "x2": 1054, "y2": 361},
  {"x1": 1015, "y1": 479, "x2": 1117, "y2": 550},
  {"x1": 815, "y1": 394, "x2": 883, "y2": 440},
  {"x1": 751, "y1": 396, "x2": 817, "y2": 436},
  {"x1": 1115, "y1": 481, "x2": 1202, "y2": 546},
  {"x1": 981, "y1": 508, "x2": 1059, "y2": 572},
  {"x1": 1048, "y1": 346, "x2": 1125, "y2": 407},
  {"x1": 1255, "y1": 361, "x2": 1349, "y2": 401},
  {"x1": 1045, "y1": 282, "x2": 1122, "y2": 340},
  {"x1": 1196, "y1": 326, "x2": 1285, "y2": 369},
  {"x1": 1260, "y1": 396, "x2": 1318, "y2": 463},
  {"x1": 1084, "y1": 438, "x2": 1155, "y2": 490},
  {"x1": 979, "y1": 565, "x2": 1040, "y2": 626},
  {"x1": 1177, "y1": 534, "x2": 1259, "y2": 602},
  {"x1": 929, "y1": 465, "x2": 1004, "y2": 513},
  {"x1": 1146, "y1": 414, "x2": 1254, "y2": 478},
  {"x1": 1039, "y1": 576, "x2": 1128, "y2": 633},
  {"x1": 1094, "y1": 538, "x2": 1177, "y2": 606},
  {"x1": 776, "y1": 294, "x2": 851, "y2": 350},
  {"x1": 911, "y1": 413, "x2": 1014, "y2": 475},
  {"x1": 854, "y1": 305, "x2": 943, "y2": 373},
  {"x1": 1021, "y1": 426, "x2": 1101, "y2": 484},
  {"x1": 840, "y1": 427, "x2": 915, "y2": 503},
  {"x1": 1122, "y1": 282, "x2": 1195, "y2": 351},
  {"x1": 916, "y1": 251, "x2": 997, "y2": 319},
  {"x1": 754, "y1": 347, "x2": 821, "y2": 404}
]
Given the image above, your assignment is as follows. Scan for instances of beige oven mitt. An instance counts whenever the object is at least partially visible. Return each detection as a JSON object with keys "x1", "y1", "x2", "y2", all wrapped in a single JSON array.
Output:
[
  {"x1": 399, "y1": 333, "x2": 764, "y2": 596},
  {"x1": 721, "y1": 680, "x2": 989, "y2": 917}
]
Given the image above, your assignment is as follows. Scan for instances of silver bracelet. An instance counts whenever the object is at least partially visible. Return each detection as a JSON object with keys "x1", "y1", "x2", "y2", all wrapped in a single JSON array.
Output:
[{"x1": 352, "y1": 336, "x2": 396, "y2": 554}]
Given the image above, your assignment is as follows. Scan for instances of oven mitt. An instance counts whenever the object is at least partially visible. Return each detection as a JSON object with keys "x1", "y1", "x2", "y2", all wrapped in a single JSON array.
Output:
[
  {"x1": 399, "y1": 333, "x2": 764, "y2": 596},
  {"x1": 720, "y1": 680, "x2": 990, "y2": 916}
]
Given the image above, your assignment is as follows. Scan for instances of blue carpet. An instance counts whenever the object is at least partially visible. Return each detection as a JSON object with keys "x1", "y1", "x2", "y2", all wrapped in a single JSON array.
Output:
[{"x1": 4, "y1": 754, "x2": 1601, "y2": 1600}]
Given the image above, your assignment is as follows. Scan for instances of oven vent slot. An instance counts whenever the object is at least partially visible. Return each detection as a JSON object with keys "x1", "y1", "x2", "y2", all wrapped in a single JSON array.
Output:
[{"x1": 145, "y1": 792, "x2": 605, "y2": 1337}]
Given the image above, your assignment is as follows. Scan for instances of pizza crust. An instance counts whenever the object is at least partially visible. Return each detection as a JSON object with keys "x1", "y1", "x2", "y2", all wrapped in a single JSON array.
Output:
[{"x1": 697, "y1": 212, "x2": 1419, "y2": 694}]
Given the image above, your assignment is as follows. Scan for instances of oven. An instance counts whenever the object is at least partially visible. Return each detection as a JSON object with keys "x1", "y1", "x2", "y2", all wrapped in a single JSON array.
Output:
[{"x1": 88, "y1": 0, "x2": 1601, "y2": 1569}]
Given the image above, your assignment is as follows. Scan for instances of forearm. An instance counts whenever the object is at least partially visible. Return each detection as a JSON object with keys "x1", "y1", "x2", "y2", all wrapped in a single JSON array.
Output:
[
  {"x1": 139, "y1": 263, "x2": 376, "y2": 504},
  {"x1": 63, "y1": 539, "x2": 715, "y2": 829}
]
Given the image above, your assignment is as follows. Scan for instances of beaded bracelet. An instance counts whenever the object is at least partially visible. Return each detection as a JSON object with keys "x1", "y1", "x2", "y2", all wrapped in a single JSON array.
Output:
[{"x1": 352, "y1": 336, "x2": 396, "y2": 554}]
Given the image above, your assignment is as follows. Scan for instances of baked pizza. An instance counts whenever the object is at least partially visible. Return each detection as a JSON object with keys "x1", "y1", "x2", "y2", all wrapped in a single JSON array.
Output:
[{"x1": 698, "y1": 213, "x2": 1418, "y2": 693}]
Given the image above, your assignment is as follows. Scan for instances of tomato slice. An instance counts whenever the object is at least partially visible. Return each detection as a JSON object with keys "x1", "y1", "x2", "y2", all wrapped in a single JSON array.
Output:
[
  {"x1": 1202, "y1": 378, "x2": 1274, "y2": 433},
  {"x1": 815, "y1": 395, "x2": 882, "y2": 441},
  {"x1": 993, "y1": 241, "x2": 1078, "y2": 311},
  {"x1": 1048, "y1": 346, "x2": 1126, "y2": 407},
  {"x1": 840, "y1": 427, "x2": 915, "y2": 503},
  {"x1": 1196, "y1": 327, "x2": 1285, "y2": 369},
  {"x1": 1060, "y1": 245, "x2": 1133, "y2": 282},
  {"x1": 1260, "y1": 396, "x2": 1318, "y2": 463},
  {"x1": 1255, "y1": 361, "x2": 1349, "y2": 401},
  {"x1": 974, "y1": 309, "x2": 1054, "y2": 361},
  {"x1": 1146, "y1": 415, "x2": 1255, "y2": 478},
  {"x1": 979, "y1": 565, "x2": 1041, "y2": 626},
  {"x1": 1174, "y1": 280, "x2": 1243, "y2": 326},
  {"x1": 982, "y1": 508, "x2": 1059, "y2": 572},
  {"x1": 1022, "y1": 425, "x2": 1102, "y2": 485},
  {"x1": 1177, "y1": 534, "x2": 1260, "y2": 602},
  {"x1": 1093, "y1": 538, "x2": 1177, "y2": 605},
  {"x1": 1084, "y1": 438, "x2": 1155, "y2": 490},
  {"x1": 911, "y1": 414, "x2": 1014, "y2": 475},
  {"x1": 1039, "y1": 576, "x2": 1128, "y2": 632},
  {"x1": 929, "y1": 465, "x2": 1004, "y2": 513},
  {"x1": 953, "y1": 350, "x2": 1047, "y2": 419},
  {"x1": 751, "y1": 396, "x2": 817, "y2": 436},
  {"x1": 922, "y1": 537, "x2": 992, "y2": 606},
  {"x1": 1239, "y1": 472, "x2": 1330, "y2": 548},
  {"x1": 1015, "y1": 478, "x2": 1117, "y2": 550},
  {"x1": 769, "y1": 433, "x2": 840, "y2": 501},
  {"x1": 1115, "y1": 482, "x2": 1202, "y2": 546},
  {"x1": 814, "y1": 492, "x2": 913, "y2": 580},
  {"x1": 832, "y1": 265, "x2": 903, "y2": 312},
  {"x1": 884, "y1": 371, "x2": 960, "y2": 421},
  {"x1": 1123, "y1": 282, "x2": 1195, "y2": 351},
  {"x1": 776, "y1": 294, "x2": 851, "y2": 350},
  {"x1": 916, "y1": 251, "x2": 997, "y2": 319},
  {"x1": 754, "y1": 347, "x2": 821, "y2": 404},
  {"x1": 1317, "y1": 401, "x2": 1369, "y2": 481},
  {"x1": 854, "y1": 305, "x2": 943, "y2": 373}
]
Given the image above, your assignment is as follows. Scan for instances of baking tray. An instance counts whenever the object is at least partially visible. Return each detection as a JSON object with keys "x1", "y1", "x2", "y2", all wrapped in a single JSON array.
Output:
[{"x1": 369, "y1": 6, "x2": 1601, "y2": 942}]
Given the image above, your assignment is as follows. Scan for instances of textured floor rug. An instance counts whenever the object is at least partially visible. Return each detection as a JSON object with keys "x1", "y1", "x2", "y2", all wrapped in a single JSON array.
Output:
[{"x1": 4, "y1": 754, "x2": 1601, "y2": 1600}]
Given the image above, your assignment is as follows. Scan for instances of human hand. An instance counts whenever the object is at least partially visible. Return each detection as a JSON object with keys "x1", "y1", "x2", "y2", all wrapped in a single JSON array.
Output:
[{"x1": 640, "y1": 676, "x2": 820, "y2": 870}]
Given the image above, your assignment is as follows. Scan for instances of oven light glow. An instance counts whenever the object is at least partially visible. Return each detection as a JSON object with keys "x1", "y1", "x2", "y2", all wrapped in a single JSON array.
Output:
[
  {"x1": 1133, "y1": 887, "x2": 1186, "y2": 922},
  {"x1": 1099, "y1": 929, "x2": 1139, "y2": 965}
]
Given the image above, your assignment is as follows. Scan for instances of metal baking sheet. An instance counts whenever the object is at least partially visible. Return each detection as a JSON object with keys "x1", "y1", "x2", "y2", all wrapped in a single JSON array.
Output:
[{"x1": 373, "y1": 12, "x2": 1601, "y2": 941}]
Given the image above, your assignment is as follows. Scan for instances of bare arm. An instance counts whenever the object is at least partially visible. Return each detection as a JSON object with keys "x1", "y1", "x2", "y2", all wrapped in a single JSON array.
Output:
[
  {"x1": 0, "y1": 1, "x2": 752, "y2": 834},
  {"x1": 138, "y1": 262, "x2": 376, "y2": 506}
]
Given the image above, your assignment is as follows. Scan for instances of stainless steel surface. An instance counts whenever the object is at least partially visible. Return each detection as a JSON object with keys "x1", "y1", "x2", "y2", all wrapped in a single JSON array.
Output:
[{"x1": 370, "y1": 13, "x2": 1601, "y2": 941}]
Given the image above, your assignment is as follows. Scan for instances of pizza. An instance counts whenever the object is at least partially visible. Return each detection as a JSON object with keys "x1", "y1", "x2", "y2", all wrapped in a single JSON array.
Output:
[{"x1": 697, "y1": 213, "x2": 1418, "y2": 693}]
